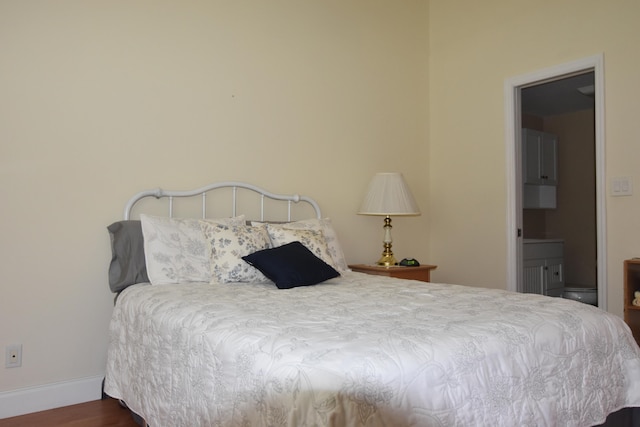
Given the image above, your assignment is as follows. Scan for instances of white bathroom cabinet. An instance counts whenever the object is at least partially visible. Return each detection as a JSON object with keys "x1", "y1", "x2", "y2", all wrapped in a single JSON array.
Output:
[
  {"x1": 522, "y1": 128, "x2": 558, "y2": 209},
  {"x1": 522, "y1": 240, "x2": 564, "y2": 297}
]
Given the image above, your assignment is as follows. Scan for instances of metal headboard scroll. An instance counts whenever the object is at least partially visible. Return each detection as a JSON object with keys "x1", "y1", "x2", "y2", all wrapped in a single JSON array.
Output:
[{"x1": 123, "y1": 181, "x2": 321, "y2": 221}]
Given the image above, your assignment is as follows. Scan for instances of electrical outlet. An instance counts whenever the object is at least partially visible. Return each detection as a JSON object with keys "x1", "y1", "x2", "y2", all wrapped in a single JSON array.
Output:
[{"x1": 5, "y1": 344, "x2": 22, "y2": 368}]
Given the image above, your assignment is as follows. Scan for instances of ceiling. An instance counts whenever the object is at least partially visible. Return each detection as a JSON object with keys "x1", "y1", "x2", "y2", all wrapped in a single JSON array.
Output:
[{"x1": 521, "y1": 72, "x2": 595, "y2": 117}]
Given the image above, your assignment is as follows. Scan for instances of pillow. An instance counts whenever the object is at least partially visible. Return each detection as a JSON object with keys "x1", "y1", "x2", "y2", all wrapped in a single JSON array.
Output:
[
  {"x1": 140, "y1": 214, "x2": 245, "y2": 285},
  {"x1": 200, "y1": 222, "x2": 271, "y2": 284},
  {"x1": 254, "y1": 218, "x2": 348, "y2": 272},
  {"x1": 242, "y1": 241, "x2": 340, "y2": 289},
  {"x1": 266, "y1": 226, "x2": 338, "y2": 271},
  {"x1": 107, "y1": 220, "x2": 149, "y2": 293}
]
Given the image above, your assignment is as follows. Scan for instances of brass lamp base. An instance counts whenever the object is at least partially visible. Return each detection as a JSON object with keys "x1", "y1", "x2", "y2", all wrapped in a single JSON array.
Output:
[
  {"x1": 376, "y1": 218, "x2": 397, "y2": 266},
  {"x1": 376, "y1": 253, "x2": 397, "y2": 267}
]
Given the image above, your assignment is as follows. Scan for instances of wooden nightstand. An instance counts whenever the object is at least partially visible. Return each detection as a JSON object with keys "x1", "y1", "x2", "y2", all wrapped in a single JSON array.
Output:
[{"x1": 348, "y1": 264, "x2": 437, "y2": 283}]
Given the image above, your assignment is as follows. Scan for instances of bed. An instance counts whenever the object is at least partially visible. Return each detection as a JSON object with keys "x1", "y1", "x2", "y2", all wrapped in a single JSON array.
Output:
[{"x1": 104, "y1": 181, "x2": 640, "y2": 427}]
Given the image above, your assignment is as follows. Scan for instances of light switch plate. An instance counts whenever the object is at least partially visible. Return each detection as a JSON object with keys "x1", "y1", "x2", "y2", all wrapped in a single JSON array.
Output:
[{"x1": 612, "y1": 177, "x2": 633, "y2": 196}]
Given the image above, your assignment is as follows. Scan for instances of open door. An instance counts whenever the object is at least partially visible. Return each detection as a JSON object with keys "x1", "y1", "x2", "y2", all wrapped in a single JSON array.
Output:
[{"x1": 504, "y1": 54, "x2": 607, "y2": 310}]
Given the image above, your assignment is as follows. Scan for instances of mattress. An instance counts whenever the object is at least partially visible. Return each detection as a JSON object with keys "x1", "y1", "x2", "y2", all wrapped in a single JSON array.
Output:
[{"x1": 104, "y1": 272, "x2": 640, "y2": 426}]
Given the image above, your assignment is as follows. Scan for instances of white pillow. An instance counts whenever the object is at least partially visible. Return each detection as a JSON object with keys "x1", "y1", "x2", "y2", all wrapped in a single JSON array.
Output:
[
  {"x1": 266, "y1": 226, "x2": 338, "y2": 271},
  {"x1": 200, "y1": 222, "x2": 271, "y2": 284},
  {"x1": 256, "y1": 218, "x2": 348, "y2": 272},
  {"x1": 140, "y1": 214, "x2": 245, "y2": 285}
]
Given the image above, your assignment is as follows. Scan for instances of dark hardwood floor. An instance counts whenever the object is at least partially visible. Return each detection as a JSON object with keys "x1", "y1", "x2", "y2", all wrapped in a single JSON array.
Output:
[
  {"x1": 0, "y1": 398, "x2": 140, "y2": 427},
  {"x1": 1, "y1": 397, "x2": 636, "y2": 426}
]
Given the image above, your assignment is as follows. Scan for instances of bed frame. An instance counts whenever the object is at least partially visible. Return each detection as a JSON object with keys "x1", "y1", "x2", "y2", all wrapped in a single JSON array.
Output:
[
  {"x1": 110, "y1": 181, "x2": 324, "y2": 426},
  {"x1": 105, "y1": 181, "x2": 640, "y2": 427},
  {"x1": 123, "y1": 181, "x2": 322, "y2": 221}
]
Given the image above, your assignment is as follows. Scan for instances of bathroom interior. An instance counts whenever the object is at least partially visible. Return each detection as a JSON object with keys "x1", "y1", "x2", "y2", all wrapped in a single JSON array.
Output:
[{"x1": 521, "y1": 71, "x2": 597, "y2": 305}]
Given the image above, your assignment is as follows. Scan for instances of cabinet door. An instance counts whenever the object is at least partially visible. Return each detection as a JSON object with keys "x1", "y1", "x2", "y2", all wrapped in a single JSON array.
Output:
[
  {"x1": 523, "y1": 259, "x2": 545, "y2": 294},
  {"x1": 540, "y1": 133, "x2": 558, "y2": 185},
  {"x1": 522, "y1": 129, "x2": 543, "y2": 185},
  {"x1": 522, "y1": 129, "x2": 558, "y2": 185},
  {"x1": 544, "y1": 257, "x2": 564, "y2": 294}
]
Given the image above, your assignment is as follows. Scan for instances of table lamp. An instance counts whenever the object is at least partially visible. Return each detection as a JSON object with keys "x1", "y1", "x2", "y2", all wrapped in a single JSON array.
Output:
[{"x1": 358, "y1": 172, "x2": 421, "y2": 266}]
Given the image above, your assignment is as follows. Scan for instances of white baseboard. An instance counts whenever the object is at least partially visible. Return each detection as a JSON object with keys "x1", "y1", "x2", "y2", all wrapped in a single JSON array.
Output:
[{"x1": 0, "y1": 375, "x2": 103, "y2": 419}]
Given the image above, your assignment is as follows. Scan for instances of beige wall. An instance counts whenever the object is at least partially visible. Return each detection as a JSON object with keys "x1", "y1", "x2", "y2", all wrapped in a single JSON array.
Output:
[
  {"x1": 3, "y1": 0, "x2": 640, "y2": 403},
  {"x1": 0, "y1": 1, "x2": 429, "y2": 393},
  {"x1": 428, "y1": 1, "x2": 640, "y2": 312}
]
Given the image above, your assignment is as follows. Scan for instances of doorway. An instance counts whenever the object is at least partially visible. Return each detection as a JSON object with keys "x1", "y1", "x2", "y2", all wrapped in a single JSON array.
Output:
[{"x1": 504, "y1": 54, "x2": 607, "y2": 310}]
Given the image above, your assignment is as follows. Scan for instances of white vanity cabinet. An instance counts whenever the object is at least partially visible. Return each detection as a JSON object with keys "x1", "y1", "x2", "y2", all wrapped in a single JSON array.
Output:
[
  {"x1": 522, "y1": 128, "x2": 558, "y2": 209},
  {"x1": 522, "y1": 240, "x2": 564, "y2": 297}
]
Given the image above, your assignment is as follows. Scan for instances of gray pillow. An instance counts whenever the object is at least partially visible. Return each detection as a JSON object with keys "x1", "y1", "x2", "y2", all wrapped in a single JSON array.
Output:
[{"x1": 107, "y1": 220, "x2": 149, "y2": 293}]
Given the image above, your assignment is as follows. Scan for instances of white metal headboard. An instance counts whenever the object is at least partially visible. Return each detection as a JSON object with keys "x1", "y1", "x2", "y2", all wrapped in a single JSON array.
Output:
[{"x1": 123, "y1": 181, "x2": 321, "y2": 221}]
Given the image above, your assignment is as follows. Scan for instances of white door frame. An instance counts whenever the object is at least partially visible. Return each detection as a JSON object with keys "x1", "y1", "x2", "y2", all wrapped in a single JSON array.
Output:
[{"x1": 504, "y1": 54, "x2": 607, "y2": 310}]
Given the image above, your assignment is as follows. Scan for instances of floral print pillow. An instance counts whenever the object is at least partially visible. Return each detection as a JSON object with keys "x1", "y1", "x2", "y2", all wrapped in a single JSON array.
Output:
[
  {"x1": 140, "y1": 214, "x2": 245, "y2": 285},
  {"x1": 256, "y1": 218, "x2": 348, "y2": 272},
  {"x1": 266, "y1": 226, "x2": 339, "y2": 271},
  {"x1": 200, "y1": 222, "x2": 271, "y2": 284}
]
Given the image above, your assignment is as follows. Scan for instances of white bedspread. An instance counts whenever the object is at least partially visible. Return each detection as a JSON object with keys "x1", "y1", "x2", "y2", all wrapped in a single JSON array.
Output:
[{"x1": 104, "y1": 272, "x2": 640, "y2": 427}]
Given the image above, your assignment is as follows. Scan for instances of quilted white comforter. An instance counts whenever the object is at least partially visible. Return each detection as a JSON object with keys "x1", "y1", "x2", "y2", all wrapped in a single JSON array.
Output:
[{"x1": 104, "y1": 272, "x2": 640, "y2": 427}]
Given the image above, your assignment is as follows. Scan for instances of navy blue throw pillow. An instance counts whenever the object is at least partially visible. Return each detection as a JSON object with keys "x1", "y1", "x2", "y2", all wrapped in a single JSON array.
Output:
[{"x1": 242, "y1": 241, "x2": 340, "y2": 289}]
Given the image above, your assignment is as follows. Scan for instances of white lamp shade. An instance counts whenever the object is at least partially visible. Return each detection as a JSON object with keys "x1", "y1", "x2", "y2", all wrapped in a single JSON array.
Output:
[{"x1": 358, "y1": 172, "x2": 421, "y2": 216}]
